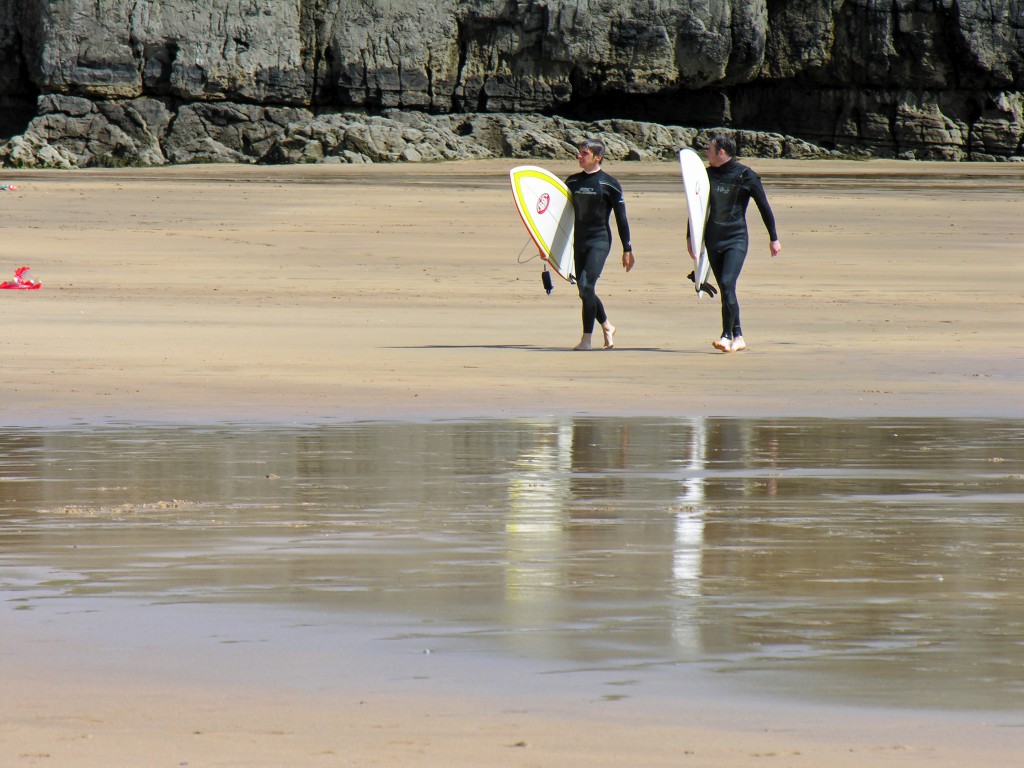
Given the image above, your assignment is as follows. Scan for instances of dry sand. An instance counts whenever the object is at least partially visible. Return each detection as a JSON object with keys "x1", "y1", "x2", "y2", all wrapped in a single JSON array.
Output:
[
  {"x1": 2, "y1": 159, "x2": 1023, "y2": 766},
  {"x1": 1, "y1": 159, "x2": 1022, "y2": 424}
]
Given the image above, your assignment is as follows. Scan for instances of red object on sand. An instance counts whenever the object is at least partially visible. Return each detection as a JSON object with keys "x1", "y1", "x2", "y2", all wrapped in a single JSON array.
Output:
[{"x1": 0, "y1": 265, "x2": 41, "y2": 289}]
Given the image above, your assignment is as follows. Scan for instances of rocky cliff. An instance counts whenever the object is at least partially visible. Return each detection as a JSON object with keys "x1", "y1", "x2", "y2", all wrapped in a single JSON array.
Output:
[{"x1": 0, "y1": 0, "x2": 1021, "y2": 167}]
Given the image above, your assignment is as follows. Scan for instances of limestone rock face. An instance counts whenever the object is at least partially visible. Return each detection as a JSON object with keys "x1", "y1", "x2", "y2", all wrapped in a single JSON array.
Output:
[
  {"x1": 0, "y1": 0, "x2": 1021, "y2": 165},
  {"x1": 16, "y1": 1, "x2": 306, "y2": 102}
]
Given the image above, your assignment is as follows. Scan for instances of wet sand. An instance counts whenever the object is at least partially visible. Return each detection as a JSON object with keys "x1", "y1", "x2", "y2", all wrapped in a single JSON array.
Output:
[{"x1": 2, "y1": 160, "x2": 1024, "y2": 766}]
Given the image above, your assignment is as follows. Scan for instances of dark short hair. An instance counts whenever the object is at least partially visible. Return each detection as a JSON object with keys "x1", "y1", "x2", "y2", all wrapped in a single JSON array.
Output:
[
  {"x1": 579, "y1": 139, "x2": 606, "y2": 159},
  {"x1": 709, "y1": 132, "x2": 737, "y2": 157}
]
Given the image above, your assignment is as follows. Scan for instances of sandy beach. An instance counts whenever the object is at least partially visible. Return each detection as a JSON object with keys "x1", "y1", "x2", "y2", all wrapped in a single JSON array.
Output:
[
  {"x1": 1, "y1": 159, "x2": 1022, "y2": 424},
  {"x1": 2, "y1": 159, "x2": 1023, "y2": 766}
]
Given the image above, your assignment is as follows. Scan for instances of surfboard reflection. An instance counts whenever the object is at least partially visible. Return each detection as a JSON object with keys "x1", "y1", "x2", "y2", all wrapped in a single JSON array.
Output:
[{"x1": 671, "y1": 417, "x2": 707, "y2": 655}]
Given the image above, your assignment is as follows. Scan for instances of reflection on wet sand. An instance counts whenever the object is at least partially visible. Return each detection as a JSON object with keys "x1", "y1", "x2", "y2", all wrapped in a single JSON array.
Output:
[{"x1": 2, "y1": 418, "x2": 1023, "y2": 709}]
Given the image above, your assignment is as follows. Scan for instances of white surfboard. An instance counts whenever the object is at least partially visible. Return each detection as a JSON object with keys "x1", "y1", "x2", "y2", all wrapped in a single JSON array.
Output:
[
  {"x1": 509, "y1": 165, "x2": 575, "y2": 282},
  {"x1": 678, "y1": 148, "x2": 711, "y2": 297}
]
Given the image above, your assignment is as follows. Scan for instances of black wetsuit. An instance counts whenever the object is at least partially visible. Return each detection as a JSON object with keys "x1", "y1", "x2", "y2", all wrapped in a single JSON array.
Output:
[
  {"x1": 705, "y1": 159, "x2": 778, "y2": 340},
  {"x1": 565, "y1": 169, "x2": 632, "y2": 333}
]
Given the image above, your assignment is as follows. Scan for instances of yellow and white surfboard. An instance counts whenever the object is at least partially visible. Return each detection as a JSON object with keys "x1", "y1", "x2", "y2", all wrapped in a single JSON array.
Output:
[{"x1": 509, "y1": 165, "x2": 575, "y2": 282}]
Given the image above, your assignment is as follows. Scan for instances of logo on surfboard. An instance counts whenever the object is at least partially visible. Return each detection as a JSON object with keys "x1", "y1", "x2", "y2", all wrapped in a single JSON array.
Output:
[{"x1": 536, "y1": 193, "x2": 550, "y2": 214}]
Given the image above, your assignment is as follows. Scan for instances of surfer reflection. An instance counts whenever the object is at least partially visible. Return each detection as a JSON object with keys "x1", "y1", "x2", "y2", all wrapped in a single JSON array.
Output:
[
  {"x1": 569, "y1": 419, "x2": 630, "y2": 504},
  {"x1": 502, "y1": 417, "x2": 789, "y2": 660},
  {"x1": 670, "y1": 419, "x2": 783, "y2": 653},
  {"x1": 503, "y1": 419, "x2": 632, "y2": 590},
  {"x1": 505, "y1": 419, "x2": 572, "y2": 633},
  {"x1": 565, "y1": 140, "x2": 635, "y2": 351}
]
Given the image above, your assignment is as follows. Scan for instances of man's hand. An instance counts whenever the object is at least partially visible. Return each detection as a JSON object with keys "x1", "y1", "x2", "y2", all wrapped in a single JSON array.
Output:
[{"x1": 622, "y1": 250, "x2": 635, "y2": 272}]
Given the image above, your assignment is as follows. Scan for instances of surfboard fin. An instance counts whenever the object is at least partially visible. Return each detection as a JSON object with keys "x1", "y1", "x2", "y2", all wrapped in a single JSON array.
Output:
[
  {"x1": 542, "y1": 268, "x2": 554, "y2": 295},
  {"x1": 687, "y1": 271, "x2": 718, "y2": 298}
]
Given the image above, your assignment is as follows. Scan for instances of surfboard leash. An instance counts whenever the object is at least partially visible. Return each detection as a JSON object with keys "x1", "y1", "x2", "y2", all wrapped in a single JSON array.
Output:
[
  {"x1": 515, "y1": 238, "x2": 554, "y2": 295},
  {"x1": 687, "y1": 271, "x2": 718, "y2": 298},
  {"x1": 516, "y1": 238, "x2": 537, "y2": 265}
]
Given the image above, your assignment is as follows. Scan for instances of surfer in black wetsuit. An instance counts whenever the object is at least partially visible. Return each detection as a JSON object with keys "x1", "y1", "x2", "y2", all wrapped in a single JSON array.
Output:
[
  {"x1": 564, "y1": 140, "x2": 635, "y2": 351},
  {"x1": 688, "y1": 133, "x2": 782, "y2": 353}
]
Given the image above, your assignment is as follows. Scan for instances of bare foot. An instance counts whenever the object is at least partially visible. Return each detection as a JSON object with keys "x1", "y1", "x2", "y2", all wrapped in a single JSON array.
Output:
[
  {"x1": 712, "y1": 337, "x2": 733, "y2": 352},
  {"x1": 731, "y1": 336, "x2": 747, "y2": 352},
  {"x1": 602, "y1": 323, "x2": 616, "y2": 349},
  {"x1": 574, "y1": 333, "x2": 593, "y2": 351}
]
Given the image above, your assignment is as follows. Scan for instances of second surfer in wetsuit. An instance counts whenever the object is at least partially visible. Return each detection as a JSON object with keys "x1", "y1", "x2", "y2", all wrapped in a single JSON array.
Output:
[
  {"x1": 565, "y1": 140, "x2": 635, "y2": 351},
  {"x1": 688, "y1": 133, "x2": 782, "y2": 352}
]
